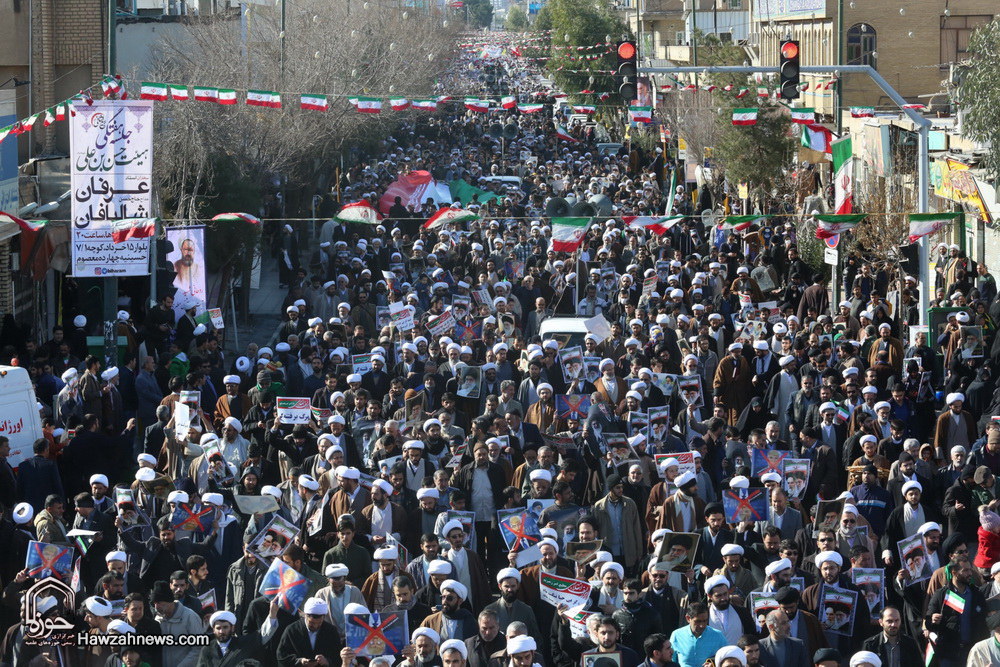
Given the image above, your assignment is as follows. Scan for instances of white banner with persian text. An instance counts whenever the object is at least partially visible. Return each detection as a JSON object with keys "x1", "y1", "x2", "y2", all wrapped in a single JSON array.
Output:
[{"x1": 70, "y1": 100, "x2": 153, "y2": 276}]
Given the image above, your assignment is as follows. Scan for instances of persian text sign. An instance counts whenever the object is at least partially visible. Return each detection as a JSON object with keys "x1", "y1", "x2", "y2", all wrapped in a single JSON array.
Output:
[{"x1": 70, "y1": 100, "x2": 153, "y2": 276}]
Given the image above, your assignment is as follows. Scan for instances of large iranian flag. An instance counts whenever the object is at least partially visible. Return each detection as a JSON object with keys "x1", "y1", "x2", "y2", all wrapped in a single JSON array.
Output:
[
  {"x1": 832, "y1": 136, "x2": 854, "y2": 214},
  {"x1": 378, "y1": 170, "x2": 451, "y2": 215},
  {"x1": 212, "y1": 212, "x2": 261, "y2": 225},
  {"x1": 908, "y1": 213, "x2": 961, "y2": 243},
  {"x1": 550, "y1": 217, "x2": 591, "y2": 252},
  {"x1": 335, "y1": 200, "x2": 382, "y2": 225},
  {"x1": 623, "y1": 215, "x2": 684, "y2": 236},
  {"x1": 814, "y1": 214, "x2": 866, "y2": 239},
  {"x1": 720, "y1": 215, "x2": 767, "y2": 231},
  {"x1": 423, "y1": 206, "x2": 479, "y2": 229},
  {"x1": 629, "y1": 106, "x2": 653, "y2": 123},
  {"x1": 731, "y1": 108, "x2": 758, "y2": 126}
]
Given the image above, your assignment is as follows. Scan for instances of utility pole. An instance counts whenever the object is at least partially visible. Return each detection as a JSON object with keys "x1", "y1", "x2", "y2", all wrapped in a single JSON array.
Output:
[{"x1": 105, "y1": 0, "x2": 119, "y2": 368}]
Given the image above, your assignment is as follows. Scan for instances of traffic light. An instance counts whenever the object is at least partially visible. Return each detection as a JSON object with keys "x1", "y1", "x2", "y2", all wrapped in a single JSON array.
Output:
[
  {"x1": 779, "y1": 40, "x2": 800, "y2": 100},
  {"x1": 616, "y1": 40, "x2": 638, "y2": 103}
]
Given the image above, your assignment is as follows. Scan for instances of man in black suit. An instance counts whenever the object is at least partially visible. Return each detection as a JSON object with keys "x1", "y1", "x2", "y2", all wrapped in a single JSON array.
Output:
[
  {"x1": 451, "y1": 445, "x2": 507, "y2": 563},
  {"x1": 16, "y1": 438, "x2": 63, "y2": 513},
  {"x1": 198, "y1": 609, "x2": 264, "y2": 665},
  {"x1": 860, "y1": 606, "x2": 921, "y2": 667},
  {"x1": 505, "y1": 409, "x2": 542, "y2": 455},
  {"x1": 275, "y1": 596, "x2": 344, "y2": 667},
  {"x1": 798, "y1": 426, "x2": 839, "y2": 501},
  {"x1": 143, "y1": 405, "x2": 171, "y2": 457},
  {"x1": 757, "y1": 609, "x2": 810, "y2": 667},
  {"x1": 117, "y1": 514, "x2": 218, "y2": 588},
  {"x1": 886, "y1": 452, "x2": 933, "y2": 508}
]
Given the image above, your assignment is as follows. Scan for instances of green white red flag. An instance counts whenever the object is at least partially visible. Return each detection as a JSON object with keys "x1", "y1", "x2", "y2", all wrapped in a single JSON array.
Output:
[
  {"x1": 334, "y1": 200, "x2": 382, "y2": 225},
  {"x1": 0, "y1": 212, "x2": 46, "y2": 234},
  {"x1": 629, "y1": 106, "x2": 652, "y2": 123},
  {"x1": 247, "y1": 90, "x2": 281, "y2": 108},
  {"x1": 412, "y1": 99, "x2": 438, "y2": 110},
  {"x1": 814, "y1": 214, "x2": 866, "y2": 239},
  {"x1": 720, "y1": 215, "x2": 766, "y2": 231},
  {"x1": 790, "y1": 107, "x2": 814, "y2": 124},
  {"x1": 555, "y1": 126, "x2": 578, "y2": 142},
  {"x1": 464, "y1": 99, "x2": 489, "y2": 113},
  {"x1": 423, "y1": 206, "x2": 479, "y2": 230},
  {"x1": 623, "y1": 215, "x2": 684, "y2": 236},
  {"x1": 850, "y1": 106, "x2": 874, "y2": 118},
  {"x1": 832, "y1": 136, "x2": 853, "y2": 214},
  {"x1": 390, "y1": 98, "x2": 410, "y2": 111},
  {"x1": 550, "y1": 217, "x2": 591, "y2": 252},
  {"x1": 572, "y1": 105, "x2": 595, "y2": 114},
  {"x1": 193, "y1": 87, "x2": 218, "y2": 102},
  {"x1": 517, "y1": 104, "x2": 544, "y2": 113},
  {"x1": 351, "y1": 97, "x2": 382, "y2": 113},
  {"x1": 908, "y1": 213, "x2": 960, "y2": 243},
  {"x1": 217, "y1": 89, "x2": 237, "y2": 105},
  {"x1": 140, "y1": 82, "x2": 169, "y2": 101},
  {"x1": 170, "y1": 85, "x2": 189, "y2": 101},
  {"x1": 211, "y1": 212, "x2": 261, "y2": 225},
  {"x1": 501, "y1": 96, "x2": 516, "y2": 109},
  {"x1": 732, "y1": 108, "x2": 757, "y2": 126},
  {"x1": 300, "y1": 94, "x2": 329, "y2": 111},
  {"x1": 111, "y1": 218, "x2": 157, "y2": 244}
]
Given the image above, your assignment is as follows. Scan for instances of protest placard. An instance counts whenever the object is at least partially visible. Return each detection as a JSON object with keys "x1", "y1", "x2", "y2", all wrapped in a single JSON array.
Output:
[
  {"x1": 277, "y1": 397, "x2": 311, "y2": 424},
  {"x1": 540, "y1": 572, "x2": 593, "y2": 608}
]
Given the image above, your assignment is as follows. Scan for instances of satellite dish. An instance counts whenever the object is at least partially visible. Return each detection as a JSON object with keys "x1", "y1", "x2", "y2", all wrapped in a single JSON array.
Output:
[{"x1": 701, "y1": 209, "x2": 717, "y2": 227}]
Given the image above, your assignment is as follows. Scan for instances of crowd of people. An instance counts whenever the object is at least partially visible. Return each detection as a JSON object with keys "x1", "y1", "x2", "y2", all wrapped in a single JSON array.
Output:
[{"x1": 2, "y1": 40, "x2": 999, "y2": 667}]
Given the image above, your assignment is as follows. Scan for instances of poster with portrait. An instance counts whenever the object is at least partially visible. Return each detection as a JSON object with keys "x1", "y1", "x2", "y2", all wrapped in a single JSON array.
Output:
[
  {"x1": 166, "y1": 226, "x2": 207, "y2": 317},
  {"x1": 752, "y1": 448, "x2": 790, "y2": 477},
  {"x1": 248, "y1": 515, "x2": 299, "y2": 562},
  {"x1": 25, "y1": 541, "x2": 75, "y2": 581},
  {"x1": 451, "y1": 296, "x2": 472, "y2": 321},
  {"x1": 346, "y1": 611, "x2": 409, "y2": 657},
  {"x1": 677, "y1": 376, "x2": 704, "y2": 409},
  {"x1": 851, "y1": 568, "x2": 885, "y2": 620},
  {"x1": 748, "y1": 592, "x2": 780, "y2": 631},
  {"x1": 376, "y1": 307, "x2": 391, "y2": 330},
  {"x1": 897, "y1": 533, "x2": 932, "y2": 586},
  {"x1": 607, "y1": 434, "x2": 638, "y2": 469},
  {"x1": 647, "y1": 406, "x2": 671, "y2": 444},
  {"x1": 652, "y1": 373, "x2": 678, "y2": 398},
  {"x1": 782, "y1": 459, "x2": 811, "y2": 500},
  {"x1": 909, "y1": 324, "x2": 928, "y2": 347},
  {"x1": 583, "y1": 357, "x2": 602, "y2": 384},
  {"x1": 556, "y1": 395, "x2": 591, "y2": 422},
  {"x1": 259, "y1": 559, "x2": 309, "y2": 613},
  {"x1": 627, "y1": 411, "x2": 648, "y2": 438},
  {"x1": 559, "y1": 346, "x2": 584, "y2": 383},
  {"x1": 722, "y1": 489, "x2": 768, "y2": 524},
  {"x1": 654, "y1": 532, "x2": 700, "y2": 572},
  {"x1": 818, "y1": 585, "x2": 858, "y2": 636},
  {"x1": 497, "y1": 508, "x2": 542, "y2": 567},
  {"x1": 581, "y1": 653, "x2": 622, "y2": 667},
  {"x1": 565, "y1": 540, "x2": 603, "y2": 564},
  {"x1": 456, "y1": 365, "x2": 482, "y2": 399},
  {"x1": 813, "y1": 498, "x2": 845, "y2": 534},
  {"x1": 654, "y1": 452, "x2": 697, "y2": 480},
  {"x1": 960, "y1": 325, "x2": 984, "y2": 359}
]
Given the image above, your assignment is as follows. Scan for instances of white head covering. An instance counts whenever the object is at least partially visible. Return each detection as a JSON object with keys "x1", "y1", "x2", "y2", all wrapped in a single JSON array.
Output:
[
  {"x1": 850, "y1": 651, "x2": 882, "y2": 667},
  {"x1": 715, "y1": 647, "x2": 747, "y2": 666},
  {"x1": 303, "y1": 597, "x2": 330, "y2": 615},
  {"x1": 440, "y1": 639, "x2": 468, "y2": 660},
  {"x1": 507, "y1": 636, "x2": 537, "y2": 655},
  {"x1": 209, "y1": 611, "x2": 237, "y2": 626},
  {"x1": 440, "y1": 579, "x2": 468, "y2": 600}
]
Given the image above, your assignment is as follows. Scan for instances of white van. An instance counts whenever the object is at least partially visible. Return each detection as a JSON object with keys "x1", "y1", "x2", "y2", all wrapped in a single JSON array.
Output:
[{"x1": 0, "y1": 366, "x2": 44, "y2": 468}]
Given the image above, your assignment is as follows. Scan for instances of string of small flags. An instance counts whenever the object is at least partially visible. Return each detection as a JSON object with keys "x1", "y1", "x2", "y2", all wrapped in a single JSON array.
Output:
[
  {"x1": 658, "y1": 78, "x2": 839, "y2": 99},
  {"x1": 0, "y1": 75, "x2": 124, "y2": 146}
]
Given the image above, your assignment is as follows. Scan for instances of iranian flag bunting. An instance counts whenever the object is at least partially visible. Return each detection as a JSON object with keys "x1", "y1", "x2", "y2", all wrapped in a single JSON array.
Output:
[
  {"x1": 736, "y1": 88, "x2": 749, "y2": 98},
  {"x1": 464, "y1": 98, "x2": 489, "y2": 113},
  {"x1": 572, "y1": 105, "x2": 596, "y2": 114},
  {"x1": 0, "y1": 212, "x2": 46, "y2": 234},
  {"x1": 423, "y1": 206, "x2": 480, "y2": 230},
  {"x1": 908, "y1": 213, "x2": 961, "y2": 243},
  {"x1": 335, "y1": 200, "x2": 382, "y2": 225},
  {"x1": 436, "y1": 95, "x2": 453, "y2": 103},
  {"x1": 814, "y1": 214, "x2": 866, "y2": 239},
  {"x1": 110, "y1": 218, "x2": 157, "y2": 244},
  {"x1": 598, "y1": 92, "x2": 609, "y2": 101},
  {"x1": 300, "y1": 94, "x2": 329, "y2": 111},
  {"x1": 170, "y1": 85, "x2": 190, "y2": 101},
  {"x1": 720, "y1": 215, "x2": 766, "y2": 231},
  {"x1": 140, "y1": 82, "x2": 169, "y2": 101},
  {"x1": 501, "y1": 96, "x2": 516, "y2": 109},
  {"x1": 21, "y1": 114, "x2": 39, "y2": 131},
  {"x1": 211, "y1": 212, "x2": 261, "y2": 225},
  {"x1": 517, "y1": 104, "x2": 544, "y2": 113},
  {"x1": 390, "y1": 98, "x2": 411, "y2": 111},
  {"x1": 801, "y1": 123, "x2": 833, "y2": 155},
  {"x1": 0, "y1": 126, "x2": 11, "y2": 144},
  {"x1": 832, "y1": 137, "x2": 854, "y2": 214},
  {"x1": 555, "y1": 126, "x2": 579, "y2": 143},
  {"x1": 629, "y1": 106, "x2": 652, "y2": 123},
  {"x1": 193, "y1": 87, "x2": 219, "y2": 102},
  {"x1": 824, "y1": 80, "x2": 837, "y2": 90},
  {"x1": 790, "y1": 107, "x2": 815, "y2": 124},
  {"x1": 623, "y1": 215, "x2": 684, "y2": 236},
  {"x1": 757, "y1": 86, "x2": 770, "y2": 97},
  {"x1": 732, "y1": 108, "x2": 758, "y2": 126},
  {"x1": 352, "y1": 97, "x2": 382, "y2": 113},
  {"x1": 550, "y1": 217, "x2": 591, "y2": 252},
  {"x1": 902, "y1": 103, "x2": 925, "y2": 111},
  {"x1": 217, "y1": 89, "x2": 238, "y2": 105},
  {"x1": 55, "y1": 105, "x2": 66, "y2": 120},
  {"x1": 850, "y1": 106, "x2": 874, "y2": 118},
  {"x1": 412, "y1": 99, "x2": 438, "y2": 110},
  {"x1": 247, "y1": 90, "x2": 281, "y2": 108},
  {"x1": 43, "y1": 109, "x2": 55, "y2": 127}
]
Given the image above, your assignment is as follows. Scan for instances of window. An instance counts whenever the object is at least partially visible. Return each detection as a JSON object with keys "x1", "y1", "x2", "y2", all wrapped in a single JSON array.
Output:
[
  {"x1": 846, "y1": 23, "x2": 876, "y2": 69},
  {"x1": 940, "y1": 15, "x2": 992, "y2": 72},
  {"x1": 727, "y1": 0, "x2": 741, "y2": 8},
  {"x1": 675, "y1": 31, "x2": 686, "y2": 45}
]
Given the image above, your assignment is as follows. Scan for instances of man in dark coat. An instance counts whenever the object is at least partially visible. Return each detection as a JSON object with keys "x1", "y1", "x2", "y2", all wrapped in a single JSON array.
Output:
[
  {"x1": 860, "y1": 606, "x2": 921, "y2": 667},
  {"x1": 197, "y1": 610, "x2": 264, "y2": 665},
  {"x1": 925, "y1": 559, "x2": 987, "y2": 665},
  {"x1": 244, "y1": 595, "x2": 297, "y2": 657},
  {"x1": 15, "y1": 438, "x2": 63, "y2": 513},
  {"x1": 276, "y1": 597, "x2": 344, "y2": 667},
  {"x1": 117, "y1": 514, "x2": 218, "y2": 587}
]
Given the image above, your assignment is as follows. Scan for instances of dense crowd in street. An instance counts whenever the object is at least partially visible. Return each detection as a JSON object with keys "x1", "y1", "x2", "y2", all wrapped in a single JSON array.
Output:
[{"x1": 1, "y1": 37, "x2": 999, "y2": 667}]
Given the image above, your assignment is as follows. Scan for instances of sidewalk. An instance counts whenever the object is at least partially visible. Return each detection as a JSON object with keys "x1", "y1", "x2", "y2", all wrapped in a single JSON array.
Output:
[{"x1": 227, "y1": 253, "x2": 285, "y2": 355}]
